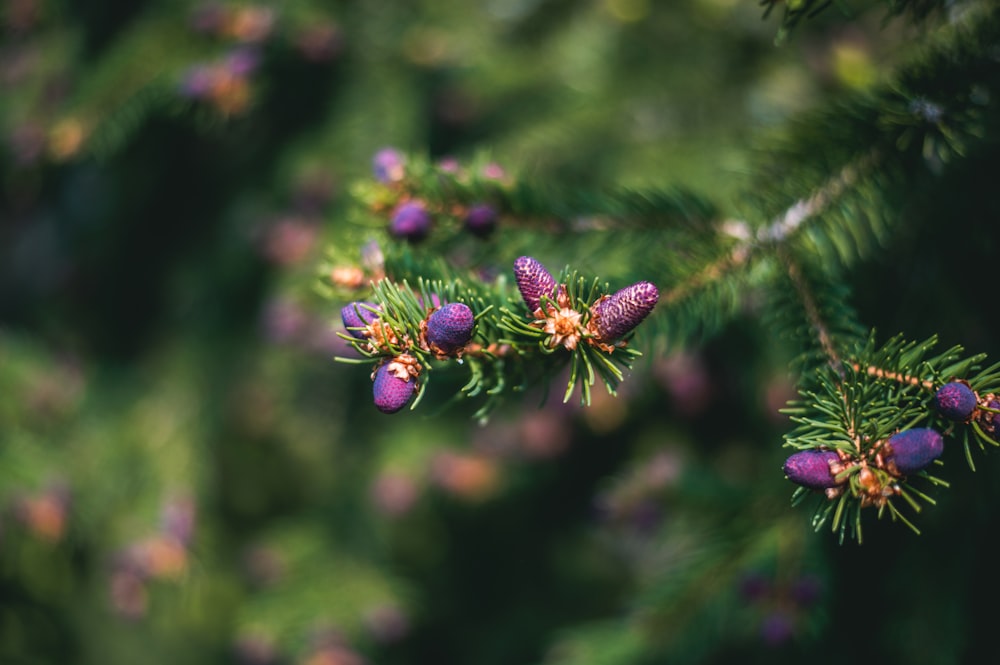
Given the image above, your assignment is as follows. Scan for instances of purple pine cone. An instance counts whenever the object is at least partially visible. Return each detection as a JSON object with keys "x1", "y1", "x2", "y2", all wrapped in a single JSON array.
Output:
[
  {"x1": 373, "y1": 364, "x2": 417, "y2": 414},
  {"x1": 464, "y1": 204, "x2": 497, "y2": 238},
  {"x1": 341, "y1": 301, "x2": 380, "y2": 339},
  {"x1": 932, "y1": 381, "x2": 977, "y2": 421},
  {"x1": 426, "y1": 302, "x2": 475, "y2": 352},
  {"x1": 782, "y1": 449, "x2": 841, "y2": 490},
  {"x1": 373, "y1": 147, "x2": 405, "y2": 183},
  {"x1": 513, "y1": 256, "x2": 557, "y2": 312},
  {"x1": 389, "y1": 201, "x2": 431, "y2": 242},
  {"x1": 885, "y1": 428, "x2": 944, "y2": 475},
  {"x1": 590, "y1": 281, "x2": 659, "y2": 342}
]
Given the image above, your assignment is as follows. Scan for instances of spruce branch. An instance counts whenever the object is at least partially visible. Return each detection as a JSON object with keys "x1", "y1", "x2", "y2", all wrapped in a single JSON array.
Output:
[
  {"x1": 760, "y1": 0, "x2": 952, "y2": 40},
  {"x1": 333, "y1": 259, "x2": 654, "y2": 419},
  {"x1": 780, "y1": 333, "x2": 1000, "y2": 542}
]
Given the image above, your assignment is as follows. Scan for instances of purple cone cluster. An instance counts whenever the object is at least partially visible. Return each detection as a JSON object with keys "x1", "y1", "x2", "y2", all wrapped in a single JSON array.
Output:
[
  {"x1": 782, "y1": 449, "x2": 842, "y2": 490},
  {"x1": 426, "y1": 303, "x2": 476, "y2": 353},
  {"x1": 513, "y1": 255, "x2": 659, "y2": 344},
  {"x1": 372, "y1": 149, "x2": 502, "y2": 241},
  {"x1": 340, "y1": 294, "x2": 476, "y2": 414},
  {"x1": 885, "y1": 427, "x2": 944, "y2": 475},
  {"x1": 932, "y1": 381, "x2": 977, "y2": 421}
]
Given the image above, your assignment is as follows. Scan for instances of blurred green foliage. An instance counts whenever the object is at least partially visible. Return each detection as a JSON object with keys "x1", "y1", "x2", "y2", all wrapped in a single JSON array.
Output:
[{"x1": 3, "y1": 1, "x2": 1000, "y2": 664}]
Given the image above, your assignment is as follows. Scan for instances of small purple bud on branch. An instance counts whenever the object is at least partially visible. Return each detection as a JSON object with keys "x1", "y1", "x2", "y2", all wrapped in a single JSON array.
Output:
[
  {"x1": 932, "y1": 381, "x2": 977, "y2": 421},
  {"x1": 464, "y1": 204, "x2": 497, "y2": 238},
  {"x1": 390, "y1": 201, "x2": 432, "y2": 242},
  {"x1": 373, "y1": 361, "x2": 418, "y2": 414},
  {"x1": 341, "y1": 301, "x2": 380, "y2": 339},
  {"x1": 426, "y1": 302, "x2": 475, "y2": 353}
]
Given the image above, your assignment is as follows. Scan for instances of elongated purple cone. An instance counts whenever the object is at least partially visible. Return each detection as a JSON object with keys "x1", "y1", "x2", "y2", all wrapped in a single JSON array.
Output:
[
  {"x1": 782, "y1": 449, "x2": 842, "y2": 490},
  {"x1": 885, "y1": 428, "x2": 943, "y2": 475},
  {"x1": 513, "y1": 256, "x2": 557, "y2": 312},
  {"x1": 932, "y1": 381, "x2": 977, "y2": 421},
  {"x1": 389, "y1": 201, "x2": 431, "y2": 241},
  {"x1": 426, "y1": 302, "x2": 475, "y2": 352},
  {"x1": 373, "y1": 364, "x2": 417, "y2": 414},
  {"x1": 341, "y1": 301, "x2": 380, "y2": 339},
  {"x1": 590, "y1": 281, "x2": 659, "y2": 342}
]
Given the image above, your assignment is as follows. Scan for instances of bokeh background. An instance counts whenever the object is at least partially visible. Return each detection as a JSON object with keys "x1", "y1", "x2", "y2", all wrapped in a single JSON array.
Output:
[{"x1": 4, "y1": 1, "x2": 1000, "y2": 664}]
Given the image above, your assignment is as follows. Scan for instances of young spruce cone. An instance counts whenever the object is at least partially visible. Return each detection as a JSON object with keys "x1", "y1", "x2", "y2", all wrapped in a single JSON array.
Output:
[
  {"x1": 373, "y1": 363, "x2": 417, "y2": 414},
  {"x1": 513, "y1": 256, "x2": 557, "y2": 312},
  {"x1": 885, "y1": 428, "x2": 944, "y2": 475},
  {"x1": 932, "y1": 381, "x2": 977, "y2": 421},
  {"x1": 341, "y1": 301, "x2": 380, "y2": 339},
  {"x1": 389, "y1": 201, "x2": 432, "y2": 241},
  {"x1": 426, "y1": 302, "x2": 475, "y2": 353},
  {"x1": 782, "y1": 449, "x2": 842, "y2": 490},
  {"x1": 589, "y1": 281, "x2": 659, "y2": 342}
]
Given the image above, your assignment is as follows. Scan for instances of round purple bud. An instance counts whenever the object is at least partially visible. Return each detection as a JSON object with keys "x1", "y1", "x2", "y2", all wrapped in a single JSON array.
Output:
[
  {"x1": 341, "y1": 301, "x2": 380, "y2": 339},
  {"x1": 759, "y1": 611, "x2": 795, "y2": 646},
  {"x1": 932, "y1": 381, "x2": 977, "y2": 421},
  {"x1": 373, "y1": 147, "x2": 405, "y2": 183},
  {"x1": 389, "y1": 201, "x2": 431, "y2": 242},
  {"x1": 464, "y1": 204, "x2": 497, "y2": 238},
  {"x1": 224, "y1": 47, "x2": 260, "y2": 77},
  {"x1": 373, "y1": 364, "x2": 417, "y2": 414},
  {"x1": 885, "y1": 428, "x2": 944, "y2": 475},
  {"x1": 179, "y1": 64, "x2": 215, "y2": 98},
  {"x1": 590, "y1": 281, "x2": 659, "y2": 342},
  {"x1": 426, "y1": 302, "x2": 475, "y2": 353},
  {"x1": 513, "y1": 256, "x2": 557, "y2": 312},
  {"x1": 782, "y1": 449, "x2": 841, "y2": 490}
]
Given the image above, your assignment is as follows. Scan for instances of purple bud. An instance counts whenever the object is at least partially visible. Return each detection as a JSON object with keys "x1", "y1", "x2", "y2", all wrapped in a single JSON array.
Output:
[
  {"x1": 885, "y1": 428, "x2": 944, "y2": 474},
  {"x1": 589, "y1": 281, "x2": 659, "y2": 342},
  {"x1": 373, "y1": 147, "x2": 405, "y2": 183},
  {"x1": 932, "y1": 381, "x2": 976, "y2": 421},
  {"x1": 389, "y1": 201, "x2": 431, "y2": 242},
  {"x1": 782, "y1": 449, "x2": 841, "y2": 490},
  {"x1": 464, "y1": 204, "x2": 497, "y2": 238},
  {"x1": 341, "y1": 301, "x2": 380, "y2": 339},
  {"x1": 373, "y1": 363, "x2": 417, "y2": 414},
  {"x1": 738, "y1": 572, "x2": 771, "y2": 603},
  {"x1": 224, "y1": 47, "x2": 260, "y2": 77},
  {"x1": 179, "y1": 64, "x2": 215, "y2": 98},
  {"x1": 760, "y1": 611, "x2": 795, "y2": 646},
  {"x1": 426, "y1": 302, "x2": 475, "y2": 352},
  {"x1": 513, "y1": 256, "x2": 557, "y2": 312},
  {"x1": 790, "y1": 574, "x2": 822, "y2": 608}
]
